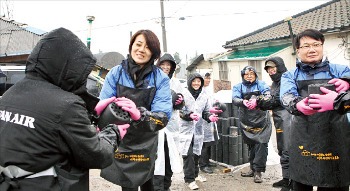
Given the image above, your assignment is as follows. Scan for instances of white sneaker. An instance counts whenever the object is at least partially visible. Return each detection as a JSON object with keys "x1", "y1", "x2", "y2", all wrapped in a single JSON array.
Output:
[
  {"x1": 188, "y1": 181, "x2": 199, "y2": 190},
  {"x1": 195, "y1": 175, "x2": 207, "y2": 182}
]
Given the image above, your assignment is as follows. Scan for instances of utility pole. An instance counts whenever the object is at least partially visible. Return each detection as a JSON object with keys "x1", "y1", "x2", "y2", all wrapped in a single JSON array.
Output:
[
  {"x1": 160, "y1": 0, "x2": 167, "y2": 52},
  {"x1": 86, "y1": 15, "x2": 95, "y2": 50}
]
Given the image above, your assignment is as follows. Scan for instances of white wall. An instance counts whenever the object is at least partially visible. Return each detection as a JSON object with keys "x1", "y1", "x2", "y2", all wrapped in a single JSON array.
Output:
[{"x1": 323, "y1": 32, "x2": 350, "y2": 66}]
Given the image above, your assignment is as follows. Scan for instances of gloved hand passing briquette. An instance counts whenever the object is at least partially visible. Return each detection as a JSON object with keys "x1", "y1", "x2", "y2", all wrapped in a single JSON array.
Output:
[
  {"x1": 95, "y1": 97, "x2": 117, "y2": 116},
  {"x1": 247, "y1": 99, "x2": 257, "y2": 110},
  {"x1": 243, "y1": 99, "x2": 256, "y2": 110},
  {"x1": 115, "y1": 97, "x2": 141, "y2": 121},
  {"x1": 308, "y1": 87, "x2": 338, "y2": 112},
  {"x1": 243, "y1": 100, "x2": 250, "y2": 108},
  {"x1": 209, "y1": 114, "x2": 219, "y2": 122},
  {"x1": 175, "y1": 94, "x2": 184, "y2": 105},
  {"x1": 296, "y1": 97, "x2": 317, "y2": 115},
  {"x1": 328, "y1": 78, "x2": 350, "y2": 93},
  {"x1": 209, "y1": 107, "x2": 223, "y2": 114},
  {"x1": 190, "y1": 113, "x2": 200, "y2": 121},
  {"x1": 117, "y1": 124, "x2": 130, "y2": 139}
]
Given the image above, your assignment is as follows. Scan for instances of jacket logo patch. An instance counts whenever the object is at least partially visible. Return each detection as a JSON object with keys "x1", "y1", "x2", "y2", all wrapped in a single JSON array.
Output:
[{"x1": 0, "y1": 110, "x2": 36, "y2": 129}]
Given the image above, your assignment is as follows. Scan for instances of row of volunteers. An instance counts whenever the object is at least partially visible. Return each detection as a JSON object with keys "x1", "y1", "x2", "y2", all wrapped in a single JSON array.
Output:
[{"x1": 0, "y1": 27, "x2": 349, "y2": 191}]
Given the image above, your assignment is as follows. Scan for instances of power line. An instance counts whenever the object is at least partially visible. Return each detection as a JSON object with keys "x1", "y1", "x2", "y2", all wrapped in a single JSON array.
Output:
[{"x1": 74, "y1": 8, "x2": 298, "y2": 33}]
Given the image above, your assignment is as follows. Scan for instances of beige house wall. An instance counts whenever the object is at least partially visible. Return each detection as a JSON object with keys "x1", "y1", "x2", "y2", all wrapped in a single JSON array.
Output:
[
  {"x1": 206, "y1": 31, "x2": 349, "y2": 88},
  {"x1": 192, "y1": 31, "x2": 350, "y2": 92}
]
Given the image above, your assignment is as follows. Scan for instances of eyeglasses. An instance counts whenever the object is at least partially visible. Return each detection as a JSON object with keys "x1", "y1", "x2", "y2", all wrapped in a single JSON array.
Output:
[{"x1": 299, "y1": 43, "x2": 323, "y2": 50}]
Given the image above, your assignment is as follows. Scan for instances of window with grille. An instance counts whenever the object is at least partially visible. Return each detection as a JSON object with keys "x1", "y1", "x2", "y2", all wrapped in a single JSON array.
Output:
[
  {"x1": 248, "y1": 60, "x2": 262, "y2": 79},
  {"x1": 218, "y1": 61, "x2": 228, "y2": 80}
]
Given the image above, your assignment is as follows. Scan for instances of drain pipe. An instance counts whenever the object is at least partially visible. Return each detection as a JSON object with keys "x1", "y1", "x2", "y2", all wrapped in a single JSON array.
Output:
[{"x1": 285, "y1": 16, "x2": 296, "y2": 55}]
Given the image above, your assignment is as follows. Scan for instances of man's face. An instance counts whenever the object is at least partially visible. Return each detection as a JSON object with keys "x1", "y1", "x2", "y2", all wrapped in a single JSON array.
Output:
[
  {"x1": 243, "y1": 70, "x2": 256, "y2": 82},
  {"x1": 297, "y1": 36, "x2": 324, "y2": 64},
  {"x1": 266, "y1": 66, "x2": 277, "y2": 75},
  {"x1": 204, "y1": 76, "x2": 211, "y2": 87}
]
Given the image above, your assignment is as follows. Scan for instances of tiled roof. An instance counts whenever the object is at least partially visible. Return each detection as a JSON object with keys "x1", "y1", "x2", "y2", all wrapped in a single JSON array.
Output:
[
  {"x1": 0, "y1": 17, "x2": 47, "y2": 57},
  {"x1": 223, "y1": 0, "x2": 350, "y2": 48},
  {"x1": 186, "y1": 54, "x2": 204, "y2": 71}
]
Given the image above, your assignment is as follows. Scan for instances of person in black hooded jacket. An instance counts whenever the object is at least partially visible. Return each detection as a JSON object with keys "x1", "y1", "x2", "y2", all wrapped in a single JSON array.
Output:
[
  {"x1": 0, "y1": 28, "x2": 123, "y2": 191},
  {"x1": 258, "y1": 57, "x2": 292, "y2": 190}
]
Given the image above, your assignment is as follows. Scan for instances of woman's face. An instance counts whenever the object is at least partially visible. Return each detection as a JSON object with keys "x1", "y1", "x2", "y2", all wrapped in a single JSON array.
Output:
[
  {"x1": 243, "y1": 70, "x2": 256, "y2": 82},
  {"x1": 159, "y1": 61, "x2": 171, "y2": 75},
  {"x1": 131, "y1": 34, "x2": 152, "y2": 66},
  {"x1": 191, "y1": 78, "x2": 202, "y2": 90}
]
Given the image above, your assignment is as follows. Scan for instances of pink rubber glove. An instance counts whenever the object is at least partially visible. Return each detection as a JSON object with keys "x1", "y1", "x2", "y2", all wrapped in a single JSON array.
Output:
[
  {"x1": 243, "y1": 100, "x2": 250, "y2": 108},
  {"x1": 308, "y1": 87, "x2": 338, "y2": 112},
  {"x1": 190, "y1": 113, "x2": 200, "y2": 121},
  {"x1": 248, "y1": 99, "x2": 257, "y2": 110},
  {"x1": 175, "y1": 95, "x2": 183, "y2": 105},
  {"x1": 296, "y1": 97, "x2": 317, "y2": 115},
  {"x1": 328, "y1": 78, "x2": 350, "y2": 92},
  {"x1": 115, "y1": 97, "x2": 141, "y2": 121},
  {"x1": 95, "y1": 97, "x2": 117, "y2": 116},
  {"x1": 117, "y1": 124, "x2": 130, "y2": 139},
  {"x1": 209, "y1": 114, "x2": 219, "y2": 122},
  {"x1": 209, "y1": 107, "x2": 223, "y2": 114}
]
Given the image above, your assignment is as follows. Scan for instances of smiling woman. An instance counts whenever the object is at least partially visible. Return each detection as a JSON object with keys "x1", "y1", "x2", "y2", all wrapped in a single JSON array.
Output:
[{"x1": 98, "y1": 29, "x2": 172, "y2": 191}]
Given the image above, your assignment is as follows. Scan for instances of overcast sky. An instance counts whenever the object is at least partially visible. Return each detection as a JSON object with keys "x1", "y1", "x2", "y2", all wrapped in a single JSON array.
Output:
[{"x1": 5, "y1": 0, "x2": 329, "y2": 62}]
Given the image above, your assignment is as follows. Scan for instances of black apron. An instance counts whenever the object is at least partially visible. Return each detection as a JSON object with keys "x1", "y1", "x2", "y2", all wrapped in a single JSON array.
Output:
[
  {"x1": 289, "y1": 78, "x2": 350, "y2": 187},
  {"x1": 239, "y1": 90, "x2": 272, "y2": 145},
  {"x1": 272, "y1": 109, "x2": 291, "y2": 153},
  {"x1": 101, "y1": 68, "x2": 158, "y2": 188}
]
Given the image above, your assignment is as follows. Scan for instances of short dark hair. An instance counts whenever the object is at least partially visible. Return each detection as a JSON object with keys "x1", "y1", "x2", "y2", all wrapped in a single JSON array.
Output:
[
  {"x1": 205, "y1": 72, "x2": 211, "y2": 78},
  {"x1": 129, "y1": 29, "x2": 161, "y2": 62},
  {"x1": 294, "y1": 29, "x2": 325, "y2": 49}
]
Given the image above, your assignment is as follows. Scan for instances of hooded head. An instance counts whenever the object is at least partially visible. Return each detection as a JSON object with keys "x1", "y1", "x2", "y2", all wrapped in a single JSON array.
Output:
[
  {"x1": 241, "y1": 66, "x2": 257, "y2": 86},
  {"x1": 157, "y1": 53, "x2": 177, "y2": 79},
  {"x1": 187, "y1": 73, "x2": 204, "y2": 100},
  {"x1": 26, "y1": 27, "x2": 97, "y2": 95},
  {"x1": 264, "y1": 57, "x2": 287, "y2": 82}
]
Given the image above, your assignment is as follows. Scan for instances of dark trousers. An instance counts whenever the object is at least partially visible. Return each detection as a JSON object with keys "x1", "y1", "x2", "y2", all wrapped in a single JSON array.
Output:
[
  {"x1": 182, "y1": 139, "x2": 200, "y2": 183},
  {"x1": 293, "y1": 181, "x2": 349, "y2": 191},
  {"x1": 199, "y1": 143, "x2": 211, "y2": 168},
  {"x1": 122, "y1": 178, "x2": 154, "y2": 191},
  {"x1": 248, "y1": 143, "x2": 268, "y2": 172},
  {"x1": 153, "y1": 136, "x2": 173, "y2": 191},
  {"x1": 280, "y1": 150, "x2": 290, "y2": 179}
]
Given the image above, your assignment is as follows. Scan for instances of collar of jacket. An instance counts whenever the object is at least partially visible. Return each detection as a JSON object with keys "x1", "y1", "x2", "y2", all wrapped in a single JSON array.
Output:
[{"x1": 296, "y1": 56, "x2": 329, "y2": 75}]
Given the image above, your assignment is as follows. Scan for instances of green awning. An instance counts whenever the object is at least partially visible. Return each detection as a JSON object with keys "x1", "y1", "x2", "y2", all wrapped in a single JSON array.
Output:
[{"x1": 226, "y1": 44, "x2": 290, "y2": 59}]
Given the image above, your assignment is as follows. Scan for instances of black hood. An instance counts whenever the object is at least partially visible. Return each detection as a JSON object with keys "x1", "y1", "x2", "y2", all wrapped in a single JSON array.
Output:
[
  {"x1": 187, "y1": 73, "x2": 204, "y2": 100},
  {"x1": 26, "y1": 27, "x2": 97, "y2": 95},
  {"x1": 241, "y1": 66, "x2": 258, "y2": 86},
  {"x1": 157, "y1": 53, "x2": 176, "y2": 79},
  {"x1": 265, "y1": 57, "x2": 287, "y2": 82}
]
